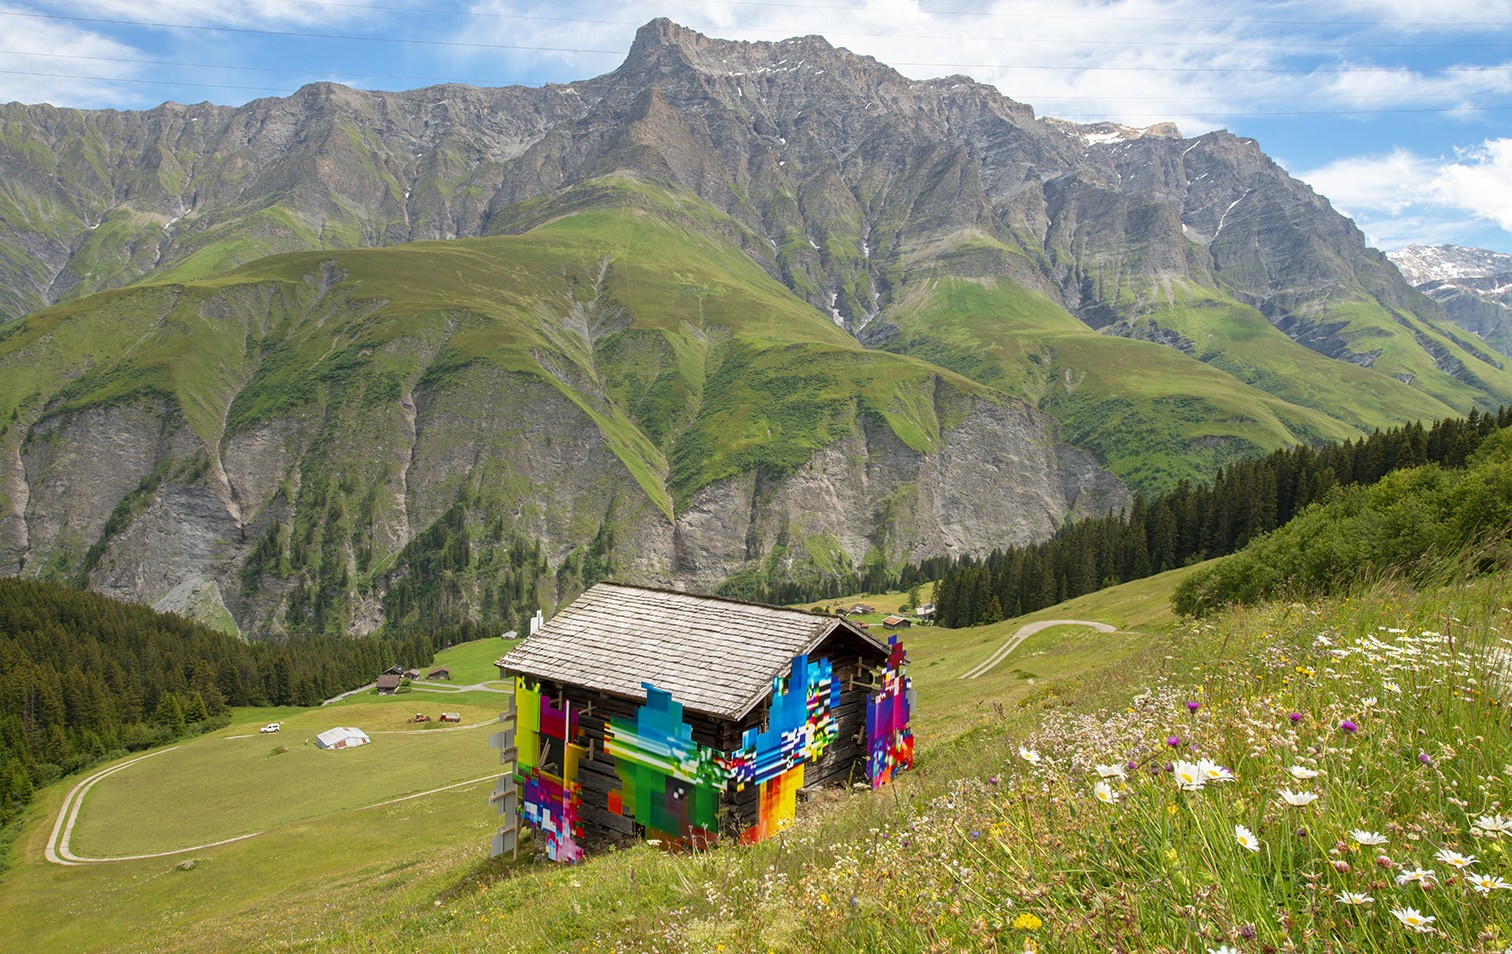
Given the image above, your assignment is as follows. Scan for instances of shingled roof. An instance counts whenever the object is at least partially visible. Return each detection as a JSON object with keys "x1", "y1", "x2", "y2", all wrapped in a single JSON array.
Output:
[{"x1": 495, "y1": 583, "x2": 887, "y2": 721}]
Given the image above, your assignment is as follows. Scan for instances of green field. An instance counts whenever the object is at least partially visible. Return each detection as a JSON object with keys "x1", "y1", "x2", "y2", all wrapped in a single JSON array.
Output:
[
  {"x1": 424, "y1": 637, "x2": 517, "y2": 685},
  {"x1": 67, "y1": 702, "x2": 502, "y2": 858},
  {"x1": 0, "y1": 575, "x2": 1192, "y2": 952}
]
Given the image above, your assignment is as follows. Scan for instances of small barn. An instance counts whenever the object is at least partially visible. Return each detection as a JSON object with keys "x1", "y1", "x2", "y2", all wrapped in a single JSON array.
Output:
[
  {"x1": 493, "y1": 582, "x2": 913, "y2": 860},
  {"x1": 428, "y1": 667, "x2": 451, "y2": 681},
  {"x1": 882, "y1": 614, "x2": 911, "y2": 629},
  {"x1": 316, "y1": 727, "x2": 371, "y2": 750},
  {"x1": 376, "y1": 673, "x2": 402, "y2": 694}
]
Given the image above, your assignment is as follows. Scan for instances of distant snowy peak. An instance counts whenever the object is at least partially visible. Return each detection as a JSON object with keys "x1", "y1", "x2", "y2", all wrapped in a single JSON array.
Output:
[
  {"x1": 1388, "y1": 244, "x2": 1512, "y2": 287},
  {"x1": 1047, "y1": 118, "x2": 1183, "y2": 148}
]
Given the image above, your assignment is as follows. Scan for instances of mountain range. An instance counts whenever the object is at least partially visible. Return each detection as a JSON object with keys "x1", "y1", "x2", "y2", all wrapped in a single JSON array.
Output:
[
  {"x1": 1388, "y1": 244, "x2": 1512, "y2": 359},
  {"x1": 1, "y1": 19, "x2": 1508, "y2": 637}
]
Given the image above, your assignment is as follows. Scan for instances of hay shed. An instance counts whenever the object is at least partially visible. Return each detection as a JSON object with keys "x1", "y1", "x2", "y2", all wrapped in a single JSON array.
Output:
[{"x1": 494, "y1": 582, "x2": 898, "y2": 851}]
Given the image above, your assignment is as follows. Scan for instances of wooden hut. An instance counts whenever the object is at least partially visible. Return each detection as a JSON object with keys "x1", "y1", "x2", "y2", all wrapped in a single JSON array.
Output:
[
  {"x1": 494, "y1": 583, "x2": 896, "y2": 853},
  {"x1": 376, "y1": 673, "x2": 402, "y2": 694}
]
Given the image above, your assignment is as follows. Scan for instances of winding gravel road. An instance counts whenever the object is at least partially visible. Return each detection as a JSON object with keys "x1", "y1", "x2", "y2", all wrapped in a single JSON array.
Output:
[{"x1": 960, "y1": 619, "x2": 1116, "y2": 680}]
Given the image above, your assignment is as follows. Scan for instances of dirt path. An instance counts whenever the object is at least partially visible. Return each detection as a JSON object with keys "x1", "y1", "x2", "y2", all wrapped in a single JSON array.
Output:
[
  {"x1": 960, "y1": 619, "x2": 1116, "y2": 680},
  {"x1": 45, "y1": 749, "x2": 178, "y2": 866}
]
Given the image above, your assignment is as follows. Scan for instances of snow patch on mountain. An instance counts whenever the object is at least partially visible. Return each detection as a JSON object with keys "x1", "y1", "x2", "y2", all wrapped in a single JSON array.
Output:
[{"x1": 1388, "y1": 244, "x2": 1512, "y2": 286}]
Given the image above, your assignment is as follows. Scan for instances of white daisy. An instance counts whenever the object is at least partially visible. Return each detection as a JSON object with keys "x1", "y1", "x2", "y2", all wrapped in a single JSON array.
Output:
[
  {"x1": 1350, "y1": 830, "x2": 1388, "y2": 846},
  {"x1": 1095, "y1": 763, "x2": 1126, "y2": 780},
  {"x1": 1468, "y1": 873, "x2": 1511, "y2": 895},
  {"x1": 1173, "y1": 760, "x2": 1205, "y2": 791},
  {"x1": 1094, "y1": 781, "x2": 1118, "y2": 804},
  {"x1": 1287, "y1": 765, "x2": 1319, "y2": 780},
  {"x1": 1434, "y1": 848, "x2": 1476, "y2": 869},
  {"x1": 1234, "y1": 824, "x2": 1260, "y2": 852},
  {"x1": 1475, "y1": 814, "x2": 1512, "y2": 837},
  {"x1": 1277, "y1": 789, "x2": 1318, "y2": 807},
  {"x1": 1395, "y1": 867, "x2": 1437, "y2": 887},
  {"x1": 1018, "y1": 746, "x2": 1041, "y2": 765},
  {"x1": 1335, "y1": 891, "x2": 1373, "y2": 905},
  {"x1": 1390, "y1": 906, "x2": 1435, "y2": 933},
  {"x1": 1198, "y1": 758, "x2": 1235, "y2": 783}
]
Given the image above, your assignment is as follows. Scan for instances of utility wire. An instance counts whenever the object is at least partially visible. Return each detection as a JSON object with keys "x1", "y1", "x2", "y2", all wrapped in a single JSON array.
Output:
[
  {"x1": 6, "y1": 57, "x2": 1507, "y2": 104},
  {"x1": 5, "y1": 65, "x2": 1509, "y2": 117},
  {"x1": 10, "y1": 47, "x2": 1512, "y2": 81},
  {"x1": 6, "y1": 9, "x2": 1512, "y2": 52},
  {"x1": 0, "y1": 11, "x2": 624, "y2": 55},
  {"x1": 260, "y1": 0, "x2": 1512, "y2": 30}
]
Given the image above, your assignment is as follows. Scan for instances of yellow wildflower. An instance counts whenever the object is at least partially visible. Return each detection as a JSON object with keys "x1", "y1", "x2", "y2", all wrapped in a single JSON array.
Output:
[{"x1": 1012, "y1": 912, "x2": 1043, "y2": 931}]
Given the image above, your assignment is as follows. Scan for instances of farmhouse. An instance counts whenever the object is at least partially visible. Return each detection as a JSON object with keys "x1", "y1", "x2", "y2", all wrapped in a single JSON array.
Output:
[
  {"x1": 493, "y1": 582, "x2": 914, "y2": 860},
  {"x1": 375, "y1": 673, "x2": 402, "y2": 694}
]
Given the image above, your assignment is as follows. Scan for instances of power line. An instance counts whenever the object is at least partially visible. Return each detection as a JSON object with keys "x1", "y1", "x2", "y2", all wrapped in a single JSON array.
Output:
[
  {"x1": 0, "y1": 11, "x2": 624, "y2": 55},
  {"x1": 6, "y1": 9, "x2": 1512, "y2": 53},
  {"x1": 261, "y1": 0, "x2": 1512, "y2": 30},
  {"x1": 0, "y1": 69, "x2": 289, "y2": 94},
  {"x1": 11, "y1": 47, "x2": 1512, "y2": 84},
  {"x1": 4, "y1": 64, "x2": 1509, "y2": 118},
  {"x1": 0, "y1": 50, "x2": 459, "y2": 85}
]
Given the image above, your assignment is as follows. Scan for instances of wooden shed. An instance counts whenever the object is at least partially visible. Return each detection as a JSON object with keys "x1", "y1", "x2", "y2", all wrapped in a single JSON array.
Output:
[
  {"x1": 376, "y1": 673, "x2": 402, "y2": 694},
  {"x1": 494, "y1": 583, "x2": 909, "y2": 858}
]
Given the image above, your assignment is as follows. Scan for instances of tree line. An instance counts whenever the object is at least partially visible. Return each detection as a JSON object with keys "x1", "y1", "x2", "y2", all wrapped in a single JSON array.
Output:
[
  {"x1": 0, "y1": 578, "x2": 476, "y2": 833},
  {"x1": 931, "y1": 407, "x2": 1512, "y2": 628},
  {"x1": 1173, "y1": 426, "x2": 1512, "y2": 615}
]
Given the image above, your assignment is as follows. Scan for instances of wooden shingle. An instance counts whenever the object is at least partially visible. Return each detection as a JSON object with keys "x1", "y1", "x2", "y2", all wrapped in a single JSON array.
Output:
[{"x1": 495, "y1": 583, "x2": 885, "y2": 721}]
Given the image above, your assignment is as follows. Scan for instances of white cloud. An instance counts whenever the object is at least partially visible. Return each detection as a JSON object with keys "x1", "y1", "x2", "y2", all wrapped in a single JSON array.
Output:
[
  {"x1": 0, "y1": 3, "x2": 143, "y2": 106},
  {"x1": 442, "y1": 0, "x2": 1512, "y2": 134},
  {"x1": 63, "y1": 0, "x2": 365, "y2": 28},
  {"x1": 1298, "y1": 139, "x2": 1512, "y2": 248}
]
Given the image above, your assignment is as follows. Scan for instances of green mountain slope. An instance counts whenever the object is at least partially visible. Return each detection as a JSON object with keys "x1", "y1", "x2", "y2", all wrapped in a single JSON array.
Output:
[
  {"x1": 880, "y1": 276, "x2": 1397, "y2": 490},
  {"x1": 0, "y1": 178, "x2": 1128, "y2": 636}
]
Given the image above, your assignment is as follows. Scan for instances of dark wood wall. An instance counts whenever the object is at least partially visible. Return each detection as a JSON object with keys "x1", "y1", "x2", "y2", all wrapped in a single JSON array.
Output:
[{"x1": 510, "y1": 625, "x2": 888, "y2": 846}]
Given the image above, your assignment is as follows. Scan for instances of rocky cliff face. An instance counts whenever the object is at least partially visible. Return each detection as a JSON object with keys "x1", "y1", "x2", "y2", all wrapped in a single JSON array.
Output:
[
  {"x1": 2, "y1": 357, "x2": 1123, "y2": 637},
  {"x1": 0, "y1": 22, "x2": 1472, "y2": 355}
]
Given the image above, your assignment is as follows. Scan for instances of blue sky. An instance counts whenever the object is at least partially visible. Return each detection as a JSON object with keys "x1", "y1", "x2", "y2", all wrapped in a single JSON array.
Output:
[{"x1": 4, "y1": 0, "x2": 1512, "y2": 254}]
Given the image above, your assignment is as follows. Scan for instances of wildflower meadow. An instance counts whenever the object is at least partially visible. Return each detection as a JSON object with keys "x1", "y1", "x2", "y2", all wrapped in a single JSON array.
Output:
[{"x1": 551, "y1": 569, "x2": 1512, "y2": 954}]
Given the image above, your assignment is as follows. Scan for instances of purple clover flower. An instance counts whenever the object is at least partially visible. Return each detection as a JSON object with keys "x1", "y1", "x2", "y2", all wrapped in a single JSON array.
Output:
[
  {"x1": 1288, "y1": 712, "x2": 1304, "y2": 723},
  {"x1": 1186, "y1": 701, "x2": 1201, "y2": 713},
  {"x1": 1339, "y1": 720, "x2": 1359, "y2": 734},
  {"x1": 1167, "y1": 735, "x2": 1181, "y2": 747}
]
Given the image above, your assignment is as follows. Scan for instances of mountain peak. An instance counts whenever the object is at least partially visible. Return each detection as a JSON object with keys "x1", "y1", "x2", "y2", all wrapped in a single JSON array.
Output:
[{"x1": 621, "y1": 18, "x2": 854, "y2": 80}]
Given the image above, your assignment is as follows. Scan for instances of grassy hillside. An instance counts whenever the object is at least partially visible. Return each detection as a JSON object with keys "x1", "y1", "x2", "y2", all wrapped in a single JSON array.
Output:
[
  {"x1": 883, "y1": 277, "x2": 1372, "y2": 491},
  {"x1": 7, "y1": 553, "x2": 1507, "y2": 951},
  {"x1": 0, "y1": 576, "x2": 1188, "y2": 952}
]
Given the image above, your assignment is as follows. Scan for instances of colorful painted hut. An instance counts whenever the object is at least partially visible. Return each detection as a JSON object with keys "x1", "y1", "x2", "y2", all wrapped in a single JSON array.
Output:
[{"x1": 492, "y1": 583, "x2": 915, "y2": 861}]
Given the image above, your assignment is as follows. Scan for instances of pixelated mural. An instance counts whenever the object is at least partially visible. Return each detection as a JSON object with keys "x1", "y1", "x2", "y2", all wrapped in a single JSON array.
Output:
[
  {"x1": 604, "y1": 683, "x2": 728, "y2": 843},
  {"x1": 725, "y1": 655, "x2": 839, "y2": 844},
  {"x1": 865, "y1": 635, "x2": 915, "y2": 788},
  {"x1": 514, "y1": 677, "x2": 586, "y2": 863},
  {"x1": 723, "y1": 655, "x2": 839, "y2": 792}
]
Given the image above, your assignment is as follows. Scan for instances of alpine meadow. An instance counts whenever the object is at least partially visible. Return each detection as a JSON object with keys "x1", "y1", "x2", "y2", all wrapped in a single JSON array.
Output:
[{"x1": 0, "y1": 13, "x2": 1510, "y2": 954}]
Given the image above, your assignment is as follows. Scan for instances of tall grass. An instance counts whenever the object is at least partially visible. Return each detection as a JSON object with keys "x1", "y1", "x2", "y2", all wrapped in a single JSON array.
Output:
[{"x1": 504, "y1": 569, "x2": 1511, "y2": 953}]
